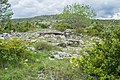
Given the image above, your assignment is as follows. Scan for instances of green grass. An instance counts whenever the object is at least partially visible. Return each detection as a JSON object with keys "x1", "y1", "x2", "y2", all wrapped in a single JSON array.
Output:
[
  {"x1": 0, "y1": 49, "x2": 86, "y2": 80},
  {"x1": 0, "y1": 51, "x2": 48, "y2": 80}
]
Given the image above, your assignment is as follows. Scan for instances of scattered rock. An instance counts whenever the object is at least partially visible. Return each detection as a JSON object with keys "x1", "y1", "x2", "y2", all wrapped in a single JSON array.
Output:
[
  {"x1": 57, "y1": 42, "x2": 67, "y2": 47},
  {"x1": 1, "y1": 33, "x2": 12, "y2": 40},
  {"x1": 31, "y1": 39, "x2": 38, "y2": 43},
  {"x1": 79, "y1": 40, "x2": 84, "y2": 45},
  {"x1": 49, "y1": 51, "x2": 81, "y2": 60},
  {"x1": 53, "y1": 54, "x2": 63, "y2": 59},
  {"x1": 64, "y1": 29, "x2": 72, "y2": 38},
  {"x1": 72, "y1": 54, "x2": 80, "y2": 58}
]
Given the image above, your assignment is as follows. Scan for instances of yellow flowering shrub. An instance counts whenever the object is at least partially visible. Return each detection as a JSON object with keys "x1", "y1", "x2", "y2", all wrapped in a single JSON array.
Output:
[
  {"x1": 70, "y1": 56, "x2": 77, "y2": 63},
  {"x1": 0, "y1": 38, "x2": 32, "y2": 68}
]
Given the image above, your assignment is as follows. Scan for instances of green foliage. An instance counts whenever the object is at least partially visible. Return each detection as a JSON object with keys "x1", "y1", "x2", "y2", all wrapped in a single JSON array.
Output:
[
  {"x1": 40, "y1": 23, "x2": 49, "y2": 28},
  {"x1": 0, "y1": 21, "x2": 51, "y2": 33},
  {"x1": 0, "y1": 38, "x2": 32, "y2": 68},
  {"x1": 34, "y1": 41, "x2": 56, "y2": 51},
  {"x1": 14, "y1": 22, "x2": 33, "y2": 32},
  {"x1": 0, "y1": 0, "x2": 13, "y2": 32},
  {"x1": 0, "y1": 21, "x2": 35, "y2": 33},
  {"x1": 0, "y1": 0, "x2": 13, "y2": 21},
  {"x1": 78, "y1": 27, "x2": 120, "y2": 79},
  {"x1": 60, "y1": 3, "x2": 95, "y2": 33},
  {"x1": 36, "y1": 22, "x2": 50, "y2": 28},
  {"x1": 0, "y1": 51, "x2": 48, "y2": 80},
  {"x1": 0, "y1": 20, "x2": 14, "y2": 33},
  {"x1": 83, "y1": 22, "x2": 104, "y2": 37},
  {"x1": 55, "y1": 23, "x2": 72, "y2": 31},
  {"x1": 0, "y1": 51, "x2": 85, "y2": 80}
]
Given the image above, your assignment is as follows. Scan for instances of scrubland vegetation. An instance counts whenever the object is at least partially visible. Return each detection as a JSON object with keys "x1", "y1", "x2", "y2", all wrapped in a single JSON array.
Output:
[{"x1": 0, "y1": 0, "x2": 120, "y2": 80}]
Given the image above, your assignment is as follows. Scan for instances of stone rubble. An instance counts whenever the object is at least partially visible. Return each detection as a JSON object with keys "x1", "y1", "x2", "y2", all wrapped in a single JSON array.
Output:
[{"x1": 0, "y1": 29, "x2": 101, "y2": 61}]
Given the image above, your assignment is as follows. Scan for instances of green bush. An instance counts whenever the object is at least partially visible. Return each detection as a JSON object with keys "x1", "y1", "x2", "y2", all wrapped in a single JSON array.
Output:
[
  {"x1": 34, "y1": 41, "x2": 56, "y2": 51},
  {"x1": 0, "y1": 38, "x2": 32, "y2": 68},
  {"x1": 35, "y1": 22, "x2": 50, "y2": 28},
  {"x1": 0, "y1": 20, "x2": 13, "y2": 33},
  {"x1": 55, "y1": 23, "x2": 72, "y2": 31},
  {"x1": 13, "y1": 22, "x2": 34, "y2": 32},
  {"x1": 40, "y1": 23, "x2": 50, "y2": 28},
  {"x1": 83, "y1": 22, "x2": 104, "y2": 37},
  {"x1": 0, "y1": 21, "x2": 51, "y2": 33},
  {"x1": 0, "y1": 21, "x2": 35, "y2": 33},
  {"x1": 78, "y1": 27, "x2": 120, "y2": 80}
]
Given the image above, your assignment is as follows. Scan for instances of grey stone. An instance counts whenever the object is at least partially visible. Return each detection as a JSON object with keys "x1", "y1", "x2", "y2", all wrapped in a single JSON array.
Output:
[
  {"x1": 57, "y1": 42, "x2": 67, "y2": 47},
  {"x1": 58, "y1": 52, "x2": 66, "y2": 58},
  {"x1": 2, "y1": 33, "x2": 12, "y2": 40},
  {"x1": 72, "y1": 54, "x2": 80, "y2": 58},
  {"x1": 64, "y1": 29, "x2": 72, "y2": 38},
  {"x1": 53, "y1": 54, "x2": 63, "y2": 59},
  {"x1": 49, "y1": 51, "x2": 72, "y2": 60},
  {"x1": 65, "y1": 29, "x2": 72, "y2": 33},
  {"x1": 31, "y1": 39, "x2": 38, "y2": 43},
  {"x1": 83, "y1": 51, "x2": 88, "y2": 55},
  {"x1": 79, "y1": 40, "x2": 84, "y2": 45}
]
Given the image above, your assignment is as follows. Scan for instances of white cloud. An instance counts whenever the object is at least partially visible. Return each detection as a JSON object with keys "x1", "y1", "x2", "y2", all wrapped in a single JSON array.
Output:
[
  {"x1": 112, "y1": 11, "x2": 120, "y2": 19},
  {"x1": 9, "y1": 0, "x2": 120, "y2": 19}
]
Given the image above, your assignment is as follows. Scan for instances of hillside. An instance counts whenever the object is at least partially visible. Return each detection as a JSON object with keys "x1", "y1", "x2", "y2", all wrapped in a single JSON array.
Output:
[{"x1": 13, "y1": 15, "x2": 60, "y2": 22}]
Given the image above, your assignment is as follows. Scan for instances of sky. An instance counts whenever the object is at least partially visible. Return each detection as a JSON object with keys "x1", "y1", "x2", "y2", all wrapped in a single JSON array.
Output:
[{"x1": 9, "y1": 0, "x2": 120, "y2": 19}]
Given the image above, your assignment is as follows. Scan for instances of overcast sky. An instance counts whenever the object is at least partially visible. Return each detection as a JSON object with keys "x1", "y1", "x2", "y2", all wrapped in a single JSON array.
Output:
[{"x1": 9, "y1": 0, "x2": 120, "y2": 19}]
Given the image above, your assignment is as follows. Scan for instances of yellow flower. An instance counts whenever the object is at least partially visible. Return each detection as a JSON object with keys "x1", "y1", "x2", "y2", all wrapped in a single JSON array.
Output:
[{"x1": 70, "y1": 56, "x2": 77, "y2": 63}]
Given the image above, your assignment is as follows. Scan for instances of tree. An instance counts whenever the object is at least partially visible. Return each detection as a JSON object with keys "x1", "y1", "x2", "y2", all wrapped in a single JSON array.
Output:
[
  {"x1": 0, "y1": 0, "x2": 13, "y2": 33},
  {"x1": 0, "y1": 0, "x2": 13, "y2": 21},
  {"x1": 60, "y1": 3, "x2": 95, "y2": 33}
]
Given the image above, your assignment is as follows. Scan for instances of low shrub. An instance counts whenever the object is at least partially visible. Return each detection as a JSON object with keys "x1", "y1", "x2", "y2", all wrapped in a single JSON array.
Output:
[
  {"x1": 40, "y1": 23, "x2": 50, "y2": 28},
  {"x1": 83, "y1": 22, "x2": 104, "y2": 37},
  {"x1": 14, "y1": 22, "x2": 32, "y2": 32},
  {"x1": 34, "y1": 41, "x2": 56, "y2": 51},
  {"x1": 76, "y1": 27, "x2": 120, "y2": 80},
  {"x1": 0, "y1": 21, "x2": 35, "y2": 33},
  {"x1": 55, "y1": 23, "x2": 72, "y2": 31},
  {"x1": 35, "y1": 22, "x2": 50, "y2": 28},
  {"x1": 0, "y1": 38, "x2": 32, "y2": 68}
]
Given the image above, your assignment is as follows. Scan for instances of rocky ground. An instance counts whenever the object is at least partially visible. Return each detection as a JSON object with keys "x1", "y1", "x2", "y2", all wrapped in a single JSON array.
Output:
[
  {"x1": 0, "y1": 29, "x2": 102, "y2": 79},
  {"x1": 0, "y1": 29, "x2": 102, "y2": 60}
]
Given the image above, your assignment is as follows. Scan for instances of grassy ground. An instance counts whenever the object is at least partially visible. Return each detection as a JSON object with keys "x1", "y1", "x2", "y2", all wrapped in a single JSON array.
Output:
[
  {"x1": 0, "y1": 50, "x2": 86, "y2": 80},
  {"x1": 0, "y1": 35, "x2": 87, "y2": 80}
]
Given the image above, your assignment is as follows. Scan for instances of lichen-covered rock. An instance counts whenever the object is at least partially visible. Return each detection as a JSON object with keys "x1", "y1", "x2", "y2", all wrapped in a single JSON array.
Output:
[
  {"x1": 0, "y1": 33, "x2": 12, "y2": 40},
  {"x1": 64, "y1": 29, "x2": 72, "y2": 38}
]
